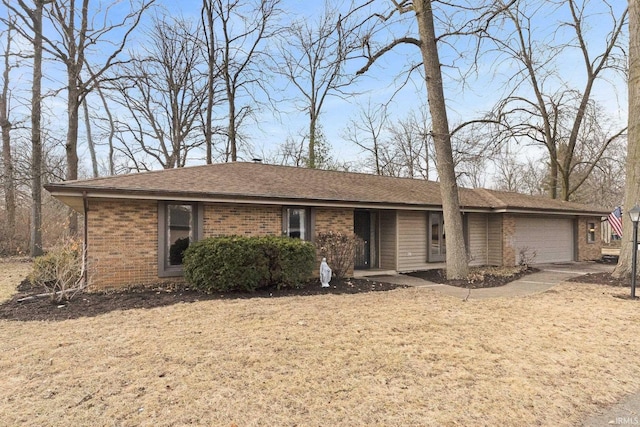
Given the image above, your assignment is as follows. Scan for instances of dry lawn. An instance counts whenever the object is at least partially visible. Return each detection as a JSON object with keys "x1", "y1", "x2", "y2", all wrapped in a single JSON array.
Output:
[
  {"x1": 0, "y1": 259, "x2": 31, "y2": 303},
  {"x1": 1, "y1": 261, "x2": 640, "y2": 426}
]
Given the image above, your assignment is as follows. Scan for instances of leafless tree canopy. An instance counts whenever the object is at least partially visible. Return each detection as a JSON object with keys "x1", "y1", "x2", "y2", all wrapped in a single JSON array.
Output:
[
  {"x1": 484, "y1": 0, "x2": 627, "y2": 201},
  {"x1": 110, "y1": 16, "x2": 208, "y2": 170}
]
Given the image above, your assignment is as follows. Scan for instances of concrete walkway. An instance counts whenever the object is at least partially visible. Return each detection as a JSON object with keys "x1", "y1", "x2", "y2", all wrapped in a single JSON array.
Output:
[{"x1": 367, "y1": 261, "x2": 614, "y2": 300}]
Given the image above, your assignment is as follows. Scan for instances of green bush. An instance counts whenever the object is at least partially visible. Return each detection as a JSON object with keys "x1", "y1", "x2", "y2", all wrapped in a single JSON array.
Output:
[
  {"x1": 183, "y1": 235, "x2": 315, "y2": 293},
  {"x1": 260, "y1": 236, "x2": 316, "y2": 289}
]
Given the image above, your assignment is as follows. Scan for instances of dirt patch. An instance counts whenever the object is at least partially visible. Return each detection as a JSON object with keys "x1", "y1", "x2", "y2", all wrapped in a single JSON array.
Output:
[
  {"x1": 405, "y1": 266, "x2": 538, "y2": 289},
  {"x1": 0, "y1": 277, "x2": 406, "y2": 322}
]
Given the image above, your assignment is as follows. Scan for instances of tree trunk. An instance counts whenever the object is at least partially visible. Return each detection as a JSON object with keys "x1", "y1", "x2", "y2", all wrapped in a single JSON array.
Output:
[
  {"x1": 30, "y1": 0, "x2": 45, "y2": 257},
  {"x1": 1, "y1": 25, "x2": 15, "y2": 240},
  {"x1": 82, "y1": 96, "x2": 98, "y2": 177},
  {"x1": 228, "y1": 94, "x2": 237, "y2": 162},
  {"x1": 613, "y1": 0, "x2": 640, "y2": 278},
  {"x1": 95, "y1": 83, "x2": 115, "y2": 175},
  {"x1": 66, "y1": 82, "x2": 80, "y2": 235},
  {"x1": 413, "y1": 0, "x2": 468, "y2": 280},
  {"x1": 203, "y1": 0, "x2": 215, "y2": 165},
  {"x1": 308, "y1": 110, "x2": 317, "y2": 169}
]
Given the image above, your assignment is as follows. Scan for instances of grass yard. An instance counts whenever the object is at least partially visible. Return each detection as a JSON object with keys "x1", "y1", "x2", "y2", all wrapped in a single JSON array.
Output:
[{"x1": 1, "y1": 261, "x2": 640, "y2": 426}]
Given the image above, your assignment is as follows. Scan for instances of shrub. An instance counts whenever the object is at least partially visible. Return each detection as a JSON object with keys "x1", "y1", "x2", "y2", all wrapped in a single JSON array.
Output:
[
  {"x1": 518, "y1": 246, "x2": 537, "y2": 268},
  {"x1": 183, "y1": 236, "x2": 267, "y2": 293},
  {"x1": 29, "y1": 236, "x2": 87, "y2": 302},
  {"x1": 183, "y1": 235, "x2": 315, "y2": 292},
  {"x1": 260, "y1": 236, "x2": 316, "y2": 289},
  {"x1": 315, "y1": 231, "x2": 360, "y2": 279}
]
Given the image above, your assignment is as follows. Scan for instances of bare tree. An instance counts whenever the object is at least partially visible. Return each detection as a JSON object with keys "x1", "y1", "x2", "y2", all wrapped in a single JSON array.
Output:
[
  {"x1": 275, "y1": 2, "x2": 361, "y2": 168},
  {"x1": 111, "y1": 16, "x2": 208, "y2": 170},
  {"x1": 357, "y1": 0, "x2": 482, "y2": 279},
  {"x1": 93, "y1": 82, "x2": 117, "y2": 175},
  {"x1": 206, "y1": 0, "x2": 281, "y2": 162},
  {"x1": 386, "y1": 110, "x2": 431, "y2": 179},
  {"x1": 342, "y1": 101, "x2": 389, "y2": 175},
  {"x1": 613, "y1": 0, "x2": 639, "y2": 278},
  {"x1": 200, "y1": 0, "x2": 225, "y2": 164},
  {"x1": 488, "y1": 0, "x2": 627, "y2": 200},
  {"x1": 6, "y1": 0, "x2": 155, "y2": 233},
  {"x1": 571, "y1": 136, "x2": 625, "y2": 207},
  {"x1": 81, "y1": 95, "x2": 98, "y2": 178},
  {"x1": 6, "y1": 0, "x2": 50, "y2": 256},
  {"x1": 0, "y1": 17, "x2": 16, "y2": 245}
]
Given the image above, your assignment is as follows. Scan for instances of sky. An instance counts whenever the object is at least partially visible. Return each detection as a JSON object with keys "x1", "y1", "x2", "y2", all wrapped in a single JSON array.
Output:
[{"x1": 1, "y1": 0, "x2": 629, "y2": 182}]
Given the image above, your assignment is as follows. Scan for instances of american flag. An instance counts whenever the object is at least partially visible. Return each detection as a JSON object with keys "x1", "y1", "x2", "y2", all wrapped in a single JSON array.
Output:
[{"x1": 608, "y1": 207, "x2": 623, "y2": 237}]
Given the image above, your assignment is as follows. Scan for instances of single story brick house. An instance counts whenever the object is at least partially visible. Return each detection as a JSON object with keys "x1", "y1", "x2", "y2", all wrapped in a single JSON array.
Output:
[{"x1": 45, "y1": 162, "x2": 607, "y2": 290}]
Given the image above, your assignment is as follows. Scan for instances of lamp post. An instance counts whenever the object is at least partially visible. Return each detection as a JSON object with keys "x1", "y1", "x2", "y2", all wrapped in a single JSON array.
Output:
[{"x1": 629, "y1": 205, "x2": 640, "y2": 299}]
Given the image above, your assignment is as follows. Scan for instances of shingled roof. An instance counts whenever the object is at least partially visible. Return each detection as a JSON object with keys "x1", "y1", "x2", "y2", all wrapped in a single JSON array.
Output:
[{"x1": 45, "y1": 162, "x2": 607, "y2": 216}]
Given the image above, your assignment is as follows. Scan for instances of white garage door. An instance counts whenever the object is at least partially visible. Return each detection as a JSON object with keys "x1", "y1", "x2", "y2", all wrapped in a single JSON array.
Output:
[{"x1": 514, "y1": 217, "x2": 574, "y2": 264}]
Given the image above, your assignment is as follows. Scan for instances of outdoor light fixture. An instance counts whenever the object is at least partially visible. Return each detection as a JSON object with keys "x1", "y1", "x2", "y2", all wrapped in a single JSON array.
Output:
[{"x1": 629, "y1": 205, "x2": 640, "y2": 299}]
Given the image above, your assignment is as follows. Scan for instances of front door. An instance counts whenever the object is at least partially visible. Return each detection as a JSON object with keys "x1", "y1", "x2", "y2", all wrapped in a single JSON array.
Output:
[
  {"x1": 354, "y1": 210, "x2": 371, "y2": 269},
  {"x1": 429, "y1": 212, "x2": 446, "y2": 262}
]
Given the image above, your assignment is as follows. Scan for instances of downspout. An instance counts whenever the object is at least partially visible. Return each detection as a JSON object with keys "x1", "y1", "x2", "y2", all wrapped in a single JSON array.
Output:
[{"x1": 82, "y1": 191, "x2": 89, "y2": 288}]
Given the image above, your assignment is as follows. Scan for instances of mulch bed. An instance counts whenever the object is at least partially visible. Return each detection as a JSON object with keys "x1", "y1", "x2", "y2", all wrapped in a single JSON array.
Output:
[
  {"x1": 405, "y1": 267, "x2": 539, "y2": 289},
  {"x1": 0, "y1": 278, "x2": 406, "y2": 322},
  {"x1": 567, "y1": 272, "x2": 630, "y2": 287}
]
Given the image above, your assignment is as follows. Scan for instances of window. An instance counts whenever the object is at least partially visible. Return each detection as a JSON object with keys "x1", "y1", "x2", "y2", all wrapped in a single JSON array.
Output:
[
  {"x1": 283, "y1": 207, "x2": 312, "y2": 240},
  {"x1": 158, "y1": 202, "x2": 202, "y2": 276},
  {"x1": 587, "y1": 222, "x2": 596, "y2": 243}
]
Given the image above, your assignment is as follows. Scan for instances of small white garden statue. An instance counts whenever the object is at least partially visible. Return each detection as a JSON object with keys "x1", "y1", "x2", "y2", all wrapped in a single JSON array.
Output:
[{"x1": 320, "y1": 257, "x2": 332, "y2": 288}]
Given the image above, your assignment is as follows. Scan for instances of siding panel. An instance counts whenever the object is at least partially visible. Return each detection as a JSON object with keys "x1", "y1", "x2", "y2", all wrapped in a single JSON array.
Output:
[
  {"x1": 487, "y1": 214, "x2": 503, "y2": 266},
  {"x1": 467, "y1": 213, "x2": 488, "y2": 266},
  {"x1": 397, "y1": 211, "x2": 428, "y2": 271},
  {"x1": 379, "y1": 210, "x2": 397, "y2": 270}
]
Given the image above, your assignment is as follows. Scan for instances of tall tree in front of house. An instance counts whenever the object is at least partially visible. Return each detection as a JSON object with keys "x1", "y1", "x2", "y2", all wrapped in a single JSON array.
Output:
[
  {"x1": 613, "y1": 0, "x2": 639, "y2": 279},
  {"x1": 357, "y1": 0, "x2": 508, "y2": 279}
]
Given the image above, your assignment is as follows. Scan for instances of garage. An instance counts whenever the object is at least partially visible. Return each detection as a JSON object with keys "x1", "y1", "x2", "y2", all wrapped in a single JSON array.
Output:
[{"x1": 514, "y1": 217, "x2": 575, "y2": 264}]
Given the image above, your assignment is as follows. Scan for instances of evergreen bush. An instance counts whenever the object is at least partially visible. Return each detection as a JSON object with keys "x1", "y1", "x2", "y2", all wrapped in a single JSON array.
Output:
[{"x1": 183, "y1": 235, "x2": 315, "y2": 292}]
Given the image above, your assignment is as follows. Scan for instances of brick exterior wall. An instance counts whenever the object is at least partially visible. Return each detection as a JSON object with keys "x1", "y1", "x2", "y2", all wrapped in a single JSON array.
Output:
[
  {"x1": 86, "y1": 198, "x2": 600, "y2": 289},
  {"x1": 87, "y1": 200, "x2": 355, "y2": 289},
  {"x1": 87, "y1": 199, "x2": 164, "y2": 290},
  {"x1": 315, "y1": 207, "x2": 354, "y2": 235},
  {"x1": 577, "y1": 216, "x2": 602, "y2": 261},
  {"x1": 203, "y1": 204, "x2": 282, "y2": 237},
  {"x1": 502, "y1": 214, "x2": 517, "y2": 266}
]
